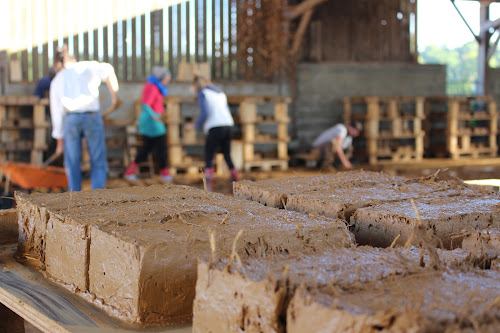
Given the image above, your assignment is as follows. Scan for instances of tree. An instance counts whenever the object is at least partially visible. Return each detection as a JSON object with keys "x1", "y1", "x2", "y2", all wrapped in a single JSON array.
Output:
[{"x1": 419, "y1": 42, "x2": 478, "y2": 95}]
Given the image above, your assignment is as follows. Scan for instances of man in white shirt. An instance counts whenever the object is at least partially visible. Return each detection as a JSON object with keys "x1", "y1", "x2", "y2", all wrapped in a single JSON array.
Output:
[
  {"x1": 50, "y1": 47, "x2": 120, "y2": 191},
  {"x1": 312, "y1": 122, "x2": 361, "y2": 170}
]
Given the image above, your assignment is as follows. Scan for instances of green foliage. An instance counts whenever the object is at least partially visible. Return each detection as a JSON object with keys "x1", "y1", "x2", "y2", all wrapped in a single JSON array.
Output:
[{"x1": 419, "y1": 42, "x2": 480, "y2": 95}]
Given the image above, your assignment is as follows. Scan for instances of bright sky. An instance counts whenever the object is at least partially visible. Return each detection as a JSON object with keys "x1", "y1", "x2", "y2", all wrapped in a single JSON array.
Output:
[{"x1": 418, "y1": 0, "x2": 500, "y2": 50}]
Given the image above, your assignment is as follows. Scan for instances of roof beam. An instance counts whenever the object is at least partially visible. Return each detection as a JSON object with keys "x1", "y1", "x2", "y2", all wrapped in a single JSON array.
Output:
[
  {"x1": 291, "y1": 9, "x2": 314, "y2": 56},
  {"x1": 450, "y1": 0, "x2": 481, "y2": 43},
  {"x1": 481, "y1": 17, "x2": 500, "y2": 34},
  {"x1": 286, "y1": 0, "x2": 327, "y2": 20},
  {"x1": 487, "y1": 32, "x2": 500, "y2": 60}
]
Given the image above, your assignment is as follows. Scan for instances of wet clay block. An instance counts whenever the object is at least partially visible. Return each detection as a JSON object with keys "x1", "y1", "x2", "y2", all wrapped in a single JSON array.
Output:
[
  {"x1": 233, "y1": 171, "x2": 405, "y2": 213},
  {"x1": 45, "y1": 213, "x2": 89, "y2": 291},
  {"x1": 287, "y1": 269, "x2": 500, "y2": 333},
  {"x1": 16, "y1": 184, "x2": 354, "y2": 325},
  {"x1": 351, "y1": 194, "x2": 500, "y2": 249},
  {"x1": 192, "y1": 246, "x2": 472, "y2": 333},
  {"x1": 0, "y1": 208, "x2": 18, "y2": 244},
  {"x1": 462, "y1": 228, "x2": 500, "y2": 258},
  {"x1": 234, "y1": 171, "x2": 485, "y2": 220}
]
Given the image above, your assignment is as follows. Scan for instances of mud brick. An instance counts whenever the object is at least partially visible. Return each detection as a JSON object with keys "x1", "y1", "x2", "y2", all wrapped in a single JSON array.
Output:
[
  {"x1": 45, "y1": 214, "x2": 89, "y2": 291},
  {"x1": 234, "y1": 171, "x2": 484, "y2": 220},
  {"x1": 193, "y1": 246, "x2": 473, "y2": 333},
  {"x1": 287, "y1": 269, "x2": 500, "y2": 332},
  {"x1": 351, "y1": 194, "x2": 500, "y2": 249},
  {"x1": 462, "y1": 228, "x2": 500, "y2": 258},
  {"x1": 16, "y1": 184, "x2": 354, "y2": 325}
]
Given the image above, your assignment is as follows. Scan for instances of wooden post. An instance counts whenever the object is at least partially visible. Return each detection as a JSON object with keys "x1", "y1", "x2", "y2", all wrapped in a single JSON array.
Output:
[
  {"x1": 447, "y1": 98, "x2": 460, "y2": 159},
  {"x1": 343, "y1": 97, "x2": 352, "y2": 124}
]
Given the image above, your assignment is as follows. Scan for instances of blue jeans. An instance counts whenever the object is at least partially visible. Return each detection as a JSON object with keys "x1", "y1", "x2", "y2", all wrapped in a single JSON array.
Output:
[{"x1": 63, "y1": 112, "x2": 107, "y2": 191}]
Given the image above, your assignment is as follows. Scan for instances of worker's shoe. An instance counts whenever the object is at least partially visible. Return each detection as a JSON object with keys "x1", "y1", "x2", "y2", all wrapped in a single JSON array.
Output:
[
  {"x1": 124, "y1": 162, "x2": 139, "y2": 180},
  {"x1": 230, "y1": 168, "x2": 239, "y2": 182},
  {"x1": 204, "y1": 167, "x2": 214, "y2": 192},
  {"x1": 159, "y1": 168, "x2": 173, "y2": 182}
]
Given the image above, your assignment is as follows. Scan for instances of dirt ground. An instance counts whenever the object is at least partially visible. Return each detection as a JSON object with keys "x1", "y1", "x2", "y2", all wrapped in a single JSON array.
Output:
[{"x1": 104, "y1": 162, "x2": 500, "y2": 196}]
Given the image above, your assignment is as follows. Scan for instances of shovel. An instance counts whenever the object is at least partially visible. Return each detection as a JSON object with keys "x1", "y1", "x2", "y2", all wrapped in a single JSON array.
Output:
[{"x1": 42, "y1": 152, "x2": 62, "y2": 169}]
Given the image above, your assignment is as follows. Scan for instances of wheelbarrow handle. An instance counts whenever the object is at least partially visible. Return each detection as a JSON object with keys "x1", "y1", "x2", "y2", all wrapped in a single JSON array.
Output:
[{"x1": 42, "y1": 152, "x2": 62, "y2": 169}]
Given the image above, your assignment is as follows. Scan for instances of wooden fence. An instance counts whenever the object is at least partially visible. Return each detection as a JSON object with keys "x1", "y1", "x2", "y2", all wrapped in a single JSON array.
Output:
[{"x1": 6, "y1": 0, "x2": 251, "y2": 83}]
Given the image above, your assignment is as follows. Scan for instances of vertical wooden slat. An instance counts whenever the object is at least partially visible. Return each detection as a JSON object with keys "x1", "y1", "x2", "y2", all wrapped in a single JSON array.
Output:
[
  {"x1": 73, "y1": 33, "x2": 79, "y2": 60},
  {"x1": 52, "y1": 43, "x2": 58, "y2": 63},
  {"x1": 83, "y1": 32, "x2": 89, "y2": 60},
  {"x1": 63, "y1": 37, "x2": 69, "y2": 49},
  {"x1": 211, "y1": 0, "x2": 216, "y2": 78},
  {"x1": 195, "y1": 0, "x2": 199, "y2": 62},
  {"x1": 203, "y1": 0, "x2": 207, "y2": 61},
  {"x1": 141, "y1": 14, "x2": 146, "y2": 76},
  {"x1": 32, "y1": 46, "x2": 39, "y2": 82},
  {"x1": 113, "y1": 22, "x2": 119, "y2": 76},
  {"x1": 159, "y1": 10, "x2": 164, "y2": 65},
  {"x1": 228, "y1": 0, "x2": 233, "y2": 79},
  {"x1": 43, "y1": 43, "x2": 49, "y2": 74},
  {"x1": 151, "y1": 11, "x2": 156, "y2": 66},
  {"x1": 132, "y1": 17, "x2": 137, "y2": 80},
  {"x1": 168, "y1": 7, "x2": 174, "y2": 75},
  {"x1": 93, "y1": 28, "x2": 99, "y2": 61},
  {"x1": 103, "y1": 26, "x2": 109, "y2": 63},
  {"x1": 177, "y1": 4, "x2": 182, "y2": 65},
  {"x1": 186, "y1": 1, "x2": 190, "y2": 62},
  {"x1": 220, "y1": 0, "x2": 224, "y2": 78},
  {"x1": 122, "y1": 19, "x2": 128, "y2": 80},
  {"x1": 21, "y1": 50, "x2": 28, "y2": 81}
]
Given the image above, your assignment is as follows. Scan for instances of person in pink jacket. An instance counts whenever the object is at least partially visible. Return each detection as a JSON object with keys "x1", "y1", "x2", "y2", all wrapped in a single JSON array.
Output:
[{"x1": 124, "y1": 66, "x2": 172, "y2": 181}]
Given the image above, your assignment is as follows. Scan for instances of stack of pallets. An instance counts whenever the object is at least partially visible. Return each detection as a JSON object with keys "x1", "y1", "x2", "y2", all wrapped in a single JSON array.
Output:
[
  {"x1": 343, "y1": 96, "x2": 425, "y2": 165},
  {"x1": 0, "y1": 95, "x2": 50, "y2": 166},
  {"x1": 127, "y1": 95, "x2": 291, "y2": 176},
  {"x1": 424, "y1": 96, "x2": 498, "y2": 159},
  {"x1": 238, "y1": 96, "x2": 291, "y2": 172}
]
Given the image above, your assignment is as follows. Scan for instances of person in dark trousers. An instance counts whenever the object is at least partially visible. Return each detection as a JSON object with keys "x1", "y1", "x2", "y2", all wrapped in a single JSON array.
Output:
[
  {"x1": 312, "y1": 122, "x2": 361, "y2": 170},
  {"x1": 187, "y1": 75, "x2": 238, "y2": 192},
  {"x1": 124, "y1": 66, "x2": 172, "y2": 181}
]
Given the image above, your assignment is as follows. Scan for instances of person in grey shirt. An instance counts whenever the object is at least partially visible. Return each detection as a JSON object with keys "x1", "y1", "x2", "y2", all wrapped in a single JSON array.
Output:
[{"x1": 312, "y1": 122, "x2": 361, "y2": 170}]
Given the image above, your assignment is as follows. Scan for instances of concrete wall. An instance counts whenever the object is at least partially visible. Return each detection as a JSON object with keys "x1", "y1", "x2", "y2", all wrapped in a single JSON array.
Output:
[
  {"x1": 488, "y1": 68, "x2": 500, "y2": 105},
  {"x1": 5, "y1": 80, "x2": 289, "y2": 122},
  {"x1": 294, "y1": 63, "x2": 446, "y2": 146},
  {"x1": 5, "y1": 63, "x2": 446, "y2": 151}
]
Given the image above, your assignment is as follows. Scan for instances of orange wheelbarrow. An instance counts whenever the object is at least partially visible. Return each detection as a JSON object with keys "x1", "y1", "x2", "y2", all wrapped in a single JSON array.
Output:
[{"x1": 0, "y1": 162, "x2": 67, "y2": 190}]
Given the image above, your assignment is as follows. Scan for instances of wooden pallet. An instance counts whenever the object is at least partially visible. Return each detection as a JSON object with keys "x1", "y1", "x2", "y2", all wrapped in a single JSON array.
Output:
[
  {"x1": 343, "y1": 96, "x2": 425, "y2": 165},
  {"x1": 425, "y1": 95, "x2": 498, "y2": 159},
  {"x1": 0, "y1": 243, "x2": 191, "y2": 333},
  {"x1": 0, "y1": 96, "x2": 50, "y2": 166},
  {"x1": 243, "y1": 159, "x2": 288, "y2": 172},
  {"x1": 160, "y1": 95, "x2": 291, "y2": 174}
]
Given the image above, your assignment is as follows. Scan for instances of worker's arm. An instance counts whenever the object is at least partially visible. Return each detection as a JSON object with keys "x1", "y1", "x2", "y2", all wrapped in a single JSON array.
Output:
[
  {"x1": 194, "y1": 90, "x2": 208, "y2": 130},
  {"x1": 105, "y1": 70, "x2": 120, "y2": 107},
  {"x1": 49, "y1": 74, "x2": 65, "y2": 142},
  {"x1": 55, "y1": 139, "x2": 64, "y2": 155},
  {"x1": 333, "y1": 136, "x2": 352, "y2": 169}
]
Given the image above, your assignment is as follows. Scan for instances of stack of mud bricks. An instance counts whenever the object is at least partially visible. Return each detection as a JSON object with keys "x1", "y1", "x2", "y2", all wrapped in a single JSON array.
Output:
[
  {"x1": 425, "y1": 95, "x2": 498, "y2": 159},
  {"x1": 343, "y1": 96, "x2": 424, "y2": 165},
  {"x1": 0, "y1": 95, "x2": 50, "y2": 165},
  {"x1": 239, "y1": 96, "x2": 291, "y2": 172}
]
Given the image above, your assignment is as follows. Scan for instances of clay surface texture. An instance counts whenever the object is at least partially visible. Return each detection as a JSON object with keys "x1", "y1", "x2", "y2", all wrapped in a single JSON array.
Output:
[
  {"x1": 193, "y1": 246, "x2": 478, "y2": 333},
  {"x1": 287, "y1": 269, "x2": 500, "y2": 333},
  {"x1": 15, "y1": 184, "x2": 353, "y2": 324}
]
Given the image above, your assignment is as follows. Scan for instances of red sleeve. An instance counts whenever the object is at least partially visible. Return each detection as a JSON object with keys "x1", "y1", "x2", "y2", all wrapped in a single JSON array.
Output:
[{"x1": 142, "y1": 83, "x2": 157, "y2": 107}]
